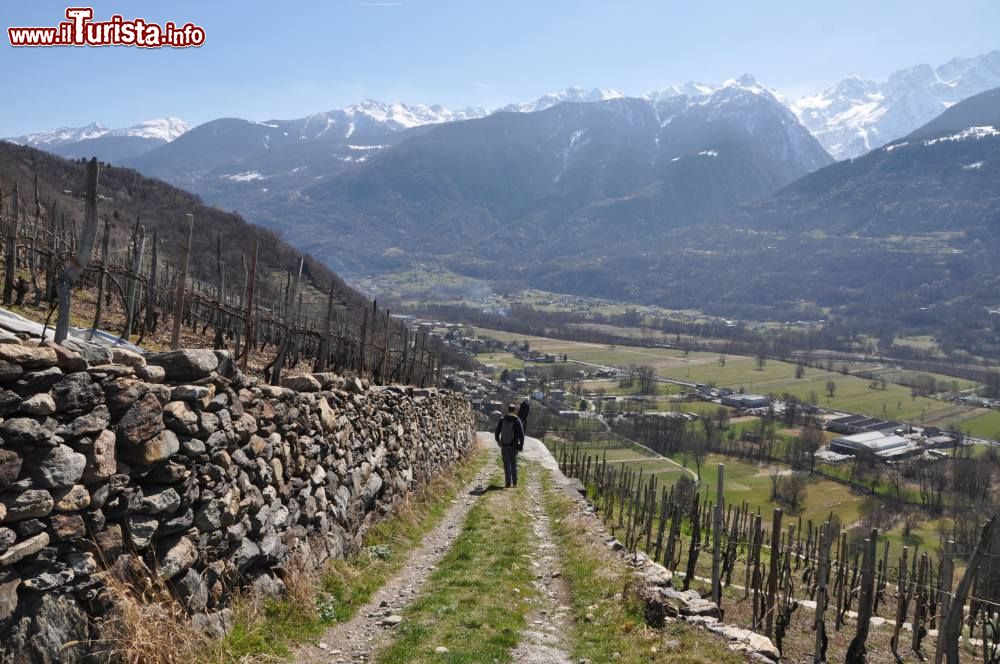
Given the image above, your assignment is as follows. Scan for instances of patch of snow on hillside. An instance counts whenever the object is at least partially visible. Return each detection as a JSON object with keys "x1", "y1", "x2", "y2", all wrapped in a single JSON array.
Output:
[
  {"x1": 963, "y1": 161, "x2": 985, "y2": 170},
  {"x1": 924, "y1": 126, "x2": 999, "y2": 145},
  {"x1": 222, "y1": 171, "x2": 265, "y2": 182}
]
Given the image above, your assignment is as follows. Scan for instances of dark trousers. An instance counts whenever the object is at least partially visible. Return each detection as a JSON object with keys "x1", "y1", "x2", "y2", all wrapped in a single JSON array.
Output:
[{"x1": 501, "y1": 446, "x2": 519, "y2": 487}]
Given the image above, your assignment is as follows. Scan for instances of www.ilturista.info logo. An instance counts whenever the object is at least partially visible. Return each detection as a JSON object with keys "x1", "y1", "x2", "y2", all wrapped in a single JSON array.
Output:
[{"x1": 8, "y1": 7, "x2": 205, "y2": 48}]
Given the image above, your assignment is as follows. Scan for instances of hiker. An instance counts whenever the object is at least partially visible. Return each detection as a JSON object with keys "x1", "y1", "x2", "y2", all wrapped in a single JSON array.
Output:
[
  {"x1": 494, "y1": 404, "x2": 525, "y2": 488},
  {"x1": 518, "y1": 400, "x2": 530, "y2": 433}
]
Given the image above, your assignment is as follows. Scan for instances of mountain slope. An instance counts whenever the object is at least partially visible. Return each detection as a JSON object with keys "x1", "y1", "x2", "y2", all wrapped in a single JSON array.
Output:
[
  {"x1": 0, "y1": 141, "x2": 366, "y2": 317},
  {"x1": 6, "y1": 118, "x2": 190, "y2": 163},
  {"x1": 792, "y1": 50, "x2": 1000, "y2": 159},
  {"x1": 266, "y1": 77, "x2": 831, "y2": 277}
]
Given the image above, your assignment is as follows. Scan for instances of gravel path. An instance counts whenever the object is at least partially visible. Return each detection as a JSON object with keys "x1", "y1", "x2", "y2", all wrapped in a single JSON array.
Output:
[
  {"x1": 295, "y1": 441, "x2": 498, "y2": 664},
  {"x1": 509, "y1": 446, "x2": 575, "y2": 664}
]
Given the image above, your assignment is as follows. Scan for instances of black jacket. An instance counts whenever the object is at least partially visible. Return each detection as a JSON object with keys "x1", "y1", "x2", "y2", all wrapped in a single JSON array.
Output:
[
  {"x1": 494, "y1": 414, "x2": 525, "y2": 448},
  {"x1": 517, "y1": 401, "x2": 530, "y2": 432}
]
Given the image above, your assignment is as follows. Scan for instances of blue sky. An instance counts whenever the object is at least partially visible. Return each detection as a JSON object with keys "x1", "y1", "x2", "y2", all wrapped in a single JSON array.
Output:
[{"x1": 2, "y1": 0, "x2": 998, "y2": 135}]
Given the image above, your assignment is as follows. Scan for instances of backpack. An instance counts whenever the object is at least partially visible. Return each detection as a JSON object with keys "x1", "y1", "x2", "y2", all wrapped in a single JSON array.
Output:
[{"x1": 499, "y1": 417, "x2": 517, "y2": 447}]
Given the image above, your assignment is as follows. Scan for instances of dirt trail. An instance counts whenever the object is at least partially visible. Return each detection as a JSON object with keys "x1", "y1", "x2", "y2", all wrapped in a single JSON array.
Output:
[
  {"x1": 510, "y1": 462, "x2": 575, "y2": 664},
  {"x1": 295, "y1": 441, "x2": 498, "y2": 664}
]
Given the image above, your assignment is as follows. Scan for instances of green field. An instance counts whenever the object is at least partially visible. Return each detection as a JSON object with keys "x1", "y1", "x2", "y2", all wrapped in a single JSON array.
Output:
[{"x1": 474, "y1": 326, "x2": 991, "y2": 432}]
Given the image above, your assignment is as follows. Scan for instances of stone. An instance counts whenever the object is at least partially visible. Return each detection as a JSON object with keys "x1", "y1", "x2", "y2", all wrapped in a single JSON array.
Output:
[
  {"x1": 82, "y1": 430, "x2": 117, "y2": 483},
  {"x1": 52, "y1": 484, "x2": 91, "y2": 512},
  {"x1": 0, "y1": 360, "x2": 23, "y2": 383},
  {"x1": 90, "y1": 522, "x2": 124, "y2": 559},
  {"x1": 233, "y1": 413, "x2": 258, "y2": 442},
  {"x1": 61, "y1": 337, "x2": 113, "y2": 365},
  {"x1": 163, "y1": 400, "x2": 199, "y2": 436},
  {"x1": 6, "y1": 593, "x2": 89, "y2": 663},
  {"x1": 0, "y1": 344, "x2": 57, "y2": 369},
  {"x1": 174, "y1": 567, "x2": 209, "y2": 613},
  {"x1": 15, "y1": 519, "x2": 45, "y2": 538},
  {"x1": 195, "y1": 499, "x2": 225, "y2": 532},
  {"x1": 232, "y1": 539, "x2": 260, "y2": 573},
  {"x1": 0, "y1": 450, "x2": 23, "y2": 490},
  {"x1": 317, "y1": 397, "x2": 338, "y2": 432},
  {"x1": 181, "y1": 438, "x2": 206, "y2": 457},
  {"x1": 14, "y1": 366, "x2": 63, "y2": 395},
  {"x1": 115, "y1": 392, "x2": 164, "y2": 445},
  {"x1": 252, "y1": 573, "x2": 285, "y2": 597},
  {"x1": 0, "y1": 528, "x2": 12, "y2": 553},
  {"x1": 147, "y1": 349, "x2": 219, "y2": 382},
  {"x1": 156, "y1": 535, "x2": 198, "y2": 580},
  {"x1": 347, "y1": 377, "x2": 365, "y2": 394},
  {"x1": 87, "y1": 364, "x2": 134, "y2": 380},
  {"x1": 140, "y1": 487, "x2": 181, "y2": 514},
  {"x1": 281, "y1": 374, "x2": 321, "y2": 392},
  {"x1": 0, "y1": 388, "x2": 21, "y2": 416},
  {"x1": 1, "y1": 489, "x2": 53, "y2": 522},
  {"x1": 52, "y1": 371, "x2": 104, "y2": 413},
  {"x1": 172, "y1": 384, "x2": 211, "y2": 402},
  {"x1": 60, "y1": 405, "x2": 110, "y2": 440},
  {"x1": 127, "y1": 514, "x2": 159, "y2": 549},
  {"x1": 49, "y1": 513, "x2": 87, "y2": 541},
  {"x1": 42, "y1": 341, "x2": 88, "y2": 372},
  {"x1": 32, "y1": 444, "x2": 86, "y2": 489},
  {"x1": 681, "y1": 598, "x2": 722, "y2": 619},
  {"x1": 104, "y1": 378, "x2": 149, "y2": 413},
  {"x1": 1, "y1": 417, "x2": 55, "y2": 446},
  {"x1": 121, "y1": 429, "x2": 180, "y2": 466},
  {"x1": 382, "y1": 614, "x2": 403, "y2": 627},
  {"x1": 0, "y1": 570, "x2": 19, "y2": 621},
  {"x1": 111, "y1": 348, "x2": 146, "y2": 368},
  {"x1": 19, "y1": 392, "x2": 55, "y2": 416},
  {"x1": 0, "y1": 532, "x2": 49, "y2": 566},
  {"x1": 136, "y1": 364, "x2": 165, "y2": 383},
  {"x1": 192, "y1": 608, "x2": 233, "y2": 639}
]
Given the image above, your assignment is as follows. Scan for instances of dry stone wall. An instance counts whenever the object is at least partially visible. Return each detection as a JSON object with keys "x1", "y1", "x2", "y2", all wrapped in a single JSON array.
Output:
[{"x1": 0, "y1": 339, "x2": 473, "y2": 663}]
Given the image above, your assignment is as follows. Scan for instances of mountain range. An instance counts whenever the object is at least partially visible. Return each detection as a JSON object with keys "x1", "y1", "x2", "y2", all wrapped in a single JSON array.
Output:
[{"x1": 7, "y1": 118, "x2": 190, "y2": 163}]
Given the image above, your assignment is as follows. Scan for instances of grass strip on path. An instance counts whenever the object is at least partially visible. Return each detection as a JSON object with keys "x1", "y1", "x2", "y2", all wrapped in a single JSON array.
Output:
[
  {"x1": 197, "y1": 446, "x2": 492, "y2": 662},
  {"x1": 375, "y1": 462, "x2": 537, "y2": 664},
  {"x1": 540, "y1": 471, "x2": 745, "y2": 664}
]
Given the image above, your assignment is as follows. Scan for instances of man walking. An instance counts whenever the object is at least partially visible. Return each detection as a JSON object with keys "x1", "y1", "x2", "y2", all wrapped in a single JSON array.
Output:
[
  {"x1": 494, "y1": 404, "x2": 525, "y2": 488},
  {"x1": 518, "y1": 400, "x2": 530, "y2": 434}
]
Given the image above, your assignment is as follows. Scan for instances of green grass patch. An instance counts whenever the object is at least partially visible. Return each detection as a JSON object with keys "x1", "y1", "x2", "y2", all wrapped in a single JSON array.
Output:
[
  {"x1": 375, "y1": 463, "x2": 536, "y2": 663},
  {"x1": 203, "y1": 447, "x2": 492, "y2": 661},
  {"x1": 540, "y1": 471, "x2": 745, "y2": 664}
]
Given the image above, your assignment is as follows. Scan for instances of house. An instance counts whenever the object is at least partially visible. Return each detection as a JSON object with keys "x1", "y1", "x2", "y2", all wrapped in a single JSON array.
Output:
[{"x1": 721, "y1": 394, "x2": 770, "y2": 409}]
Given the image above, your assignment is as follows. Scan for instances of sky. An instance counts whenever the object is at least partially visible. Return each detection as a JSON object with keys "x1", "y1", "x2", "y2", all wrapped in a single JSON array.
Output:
[{"x1": 1, "y1": 0, "x2": 999, "y2": 135}]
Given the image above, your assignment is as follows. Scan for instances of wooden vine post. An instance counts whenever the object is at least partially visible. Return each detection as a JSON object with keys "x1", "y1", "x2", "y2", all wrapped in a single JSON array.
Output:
[
  {"x1": 711, "y1": 463, "x2": 724, "y2": 607},
  {"x1": 170, "y1": 213, "x2": 194, "y2": 349},
  {"x1": 55, "y1": 159, "x2": 100, "y2": 343},
  {"x1": 765, "y1": 507, "x2": 783, "y2": 638},
  {"x1": 240, "y1": 239, "x2": 259, "y2": 371},
  {"x1": 845, "y1": 529, "x2": 878, "y2": 664},
  {"x1": 939, "y1": 516, "x2": 996, "y2": 664}
]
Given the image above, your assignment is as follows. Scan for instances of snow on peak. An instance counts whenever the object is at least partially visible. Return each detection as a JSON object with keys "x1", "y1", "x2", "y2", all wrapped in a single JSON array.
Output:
[
  {"x1": 791, "y1": 49, "x2": 1000, "y2": 160},
  {"x1": 500, "y1": 87, "x2": 625, "y2": 113},
  {"x1": 7, "y1": 117, "x2": 189, "y2": 147}
]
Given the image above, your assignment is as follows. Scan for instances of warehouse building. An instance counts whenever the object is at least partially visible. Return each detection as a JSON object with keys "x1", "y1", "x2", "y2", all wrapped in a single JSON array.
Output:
[
  {"x1": 720, "y1": 393, "x2": 770, "y2": 409},
  {"x1": 829, "y1": 431, "x2": 920, "y2": 461}
]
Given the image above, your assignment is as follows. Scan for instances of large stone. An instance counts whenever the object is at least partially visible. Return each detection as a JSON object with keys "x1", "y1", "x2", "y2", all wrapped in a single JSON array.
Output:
[
  {"x1": 0, "y1": 344, "x2": 57, "y2": 369},
  {"x1": 0, "y1": 570, "x2": 19, "y2": 622},
  {"x1": 61, "y1": 336, "x2": 113, "y2": 365},
  {"x1": 0, "y1": 389, "x2": 22, "y2": 416},
  {"x1": 121, "y1": 429, "x2": 180, "y2": 466},
  {"x1": 32, "y1": 445, "x2": 86, "y2": 489},
  {"x1": 6, "y1": 592, "x2": 89, "y2": 663},
  {"x1": 111, "y1": 348, "x2": 146, "y2": 369},
  {"x1": 13, "y1": 366, "x2": 63, "y2": 395},
  {"x1": 19, "y1": 392, "x2": 55, "y2": 416},
  {"x1": 0, "y1": 532, "x2": 49, "y2": 566},
  {"x1": 126, "y1": 514, "x2": 159, "y2": 549},
  {"x1": 317, "y1": 397, "x2": 338, "y2": 432},
  {"x1": 49, "y1": 513, "x2": 87, "y2": 541},
  {"x1": 82, "y1": 430, "x2": 117, "y2": 483},
  {"x1": 163, "y1": 401, "x2": 199, "y2": 436},
  {"x1": 42, "y1": 341, "x2": 88, "y2": 372},
  {"x1": 59, "y1": 405, "x2": 110, "y2": 440},
  {"x1": 173, "y1": 568, "x2": 209, "y2": 613},
  {"x1": 281, "y1": 374, "x2": 321, "y2": 392},
  {"x1": 52, "y1": 372, "x2": 104, "y2": 413},
  {"x1": 1, "y1": 489, "x2": 53, "y2": 522},
  {"x1": 0, "y1": 360, "x2": 23, "y2": 383},
  {"x1": 157, "y1": 536, "x2": 198, "y2": 580},
  {"x1": 52, "y1": 484, "x2": 91, "y2": 512},
  {"x1": 681, "y1": 597, "x2": 722, "y2": 619},
  {"x1": 136, "y1": 365, "x2": 165, "y2": 383},
  {"x1": 172, "y1": 384, "x2": 211, "y2": 402},
  {"x1": 233, "y1": 413, "x2": 258, "y2": 443},
  {"x1": 140, "y1": 487, "x2": 181, "y2": 515},
  {"x1": 147, "y1": 349, "x2": 219, "y2": 382},
  {"x1": 1, "y1": 417, "x2": 55, "y2": 446},
  {"x1": 115, "y1": 392, "x2": 164, "y2": 445},
  {"x1": 0, "y1": 450, "x2": 22, "y2": 490},
  {"x1": 104, "y1": 378, "x2": 149, "y2": 413}
]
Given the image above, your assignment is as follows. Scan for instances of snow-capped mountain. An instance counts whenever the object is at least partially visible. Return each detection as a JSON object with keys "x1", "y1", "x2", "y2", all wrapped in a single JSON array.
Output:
[
  {"x1": 792, "y1": 50, "x2": 1000, "y2": 159},
  {"x1": 500, "y1": 86, "x2": 625, "y2": 113},
  {"x1": 294, "y1": 101, "x2": 487, "y2": 139},
  {"x1": 7, "y1": 117, "x2": 189, "y2": 148}
]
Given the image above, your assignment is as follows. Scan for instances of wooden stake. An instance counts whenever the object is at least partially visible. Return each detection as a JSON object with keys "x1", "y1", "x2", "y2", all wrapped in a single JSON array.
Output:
[{"x1": 169, "y1": 213, "x2": 194, "y2": 350}]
